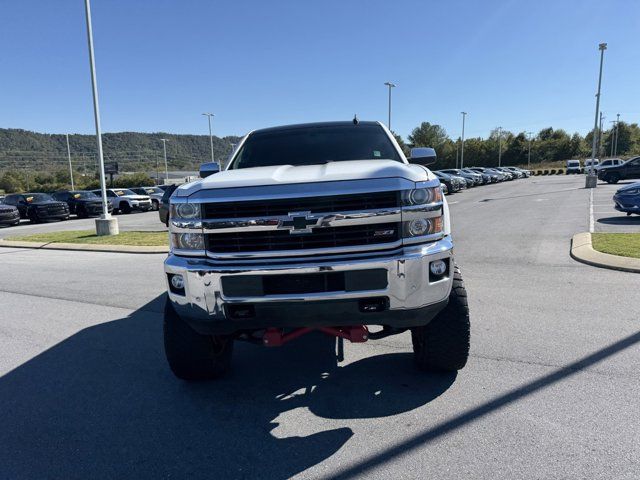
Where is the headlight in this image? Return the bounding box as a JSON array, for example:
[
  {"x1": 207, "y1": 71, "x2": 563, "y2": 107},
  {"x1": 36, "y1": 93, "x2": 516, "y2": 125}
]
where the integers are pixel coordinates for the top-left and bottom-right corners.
[
  {"x1": 403, "y1": 216, "x2": 443, "y2": 237},
  {"x1": 620, "y1": 189, "x2": 639, "y2": 195},
  {"x1": 401, "y1": 187, "x2": 442, "y2": 206},
  {"x1": 171, "y1": 232, "x2": 205, "y2": 250},
  {"x1": 171, "y1": 202, "x2": 201, "y2": 219}
]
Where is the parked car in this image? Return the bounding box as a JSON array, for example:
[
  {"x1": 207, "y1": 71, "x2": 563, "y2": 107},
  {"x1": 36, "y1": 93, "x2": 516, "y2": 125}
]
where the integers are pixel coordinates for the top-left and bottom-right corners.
[
  {"x1": 598, "y1": 156, "x2": 640, "y2": 184},
  {"x1": 566, "y1": 160, "x2": 582, "y2": 174},
  {"x1": 503, "y1": 166, "x2": 526, "y2": 178},
  {"x1": 584, "y1": 159, "x2": 600, "y2": 173},
  {"x1": 0, "y1": 204, "x2": 20, "y2": 227},
  {"x1": 482, "y1": 168, "x2": 508, "y2": 181},
  {"x1": 461, "y1": 168, "x2": 490, "y2": 184},
  {"x1": 52, "y1": 190, "x2": 113, "y2": 217},
  {"x1": 2, "y1": 193, "x2": 70, "y2": 223},
  {"x1": 433, "y1": 171, "x2": 462, "y2": 193},
  {"x1": 131, "y1": 186, "x2": 164, "y2": 211},
  {"x1": 90, "y1": 188, "x2": 153, "y2": 214},
  {"x1": 594, "y1": 158, "x2": 625, "y2": 172},
  {"x1": 440, "y1": 169, "x2": 481, "y2": 186},
  {"x1": 468, "y1": 167, "x2": 501, "y2": 183},
  {"x1": 493, "y1": 167, "x2": 516, "y2": 180},
  {"x1": 159, "y1": 184, "x2": 178, "y2": 226},
  {"x1": 613, "y1": 182, "x2": 640, "y2": 216}
]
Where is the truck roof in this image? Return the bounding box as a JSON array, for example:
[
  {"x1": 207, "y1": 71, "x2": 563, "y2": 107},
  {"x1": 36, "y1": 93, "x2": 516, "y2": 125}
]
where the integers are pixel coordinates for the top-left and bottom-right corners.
[{"x1": 251, "y1": 120, "x2": 381, "y2": 135}]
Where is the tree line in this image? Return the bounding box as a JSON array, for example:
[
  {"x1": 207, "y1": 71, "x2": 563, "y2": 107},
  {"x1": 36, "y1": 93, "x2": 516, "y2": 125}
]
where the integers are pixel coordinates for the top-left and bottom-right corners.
[{"x1": 394, "y1": 121, "x2": 640, "y2": 169}]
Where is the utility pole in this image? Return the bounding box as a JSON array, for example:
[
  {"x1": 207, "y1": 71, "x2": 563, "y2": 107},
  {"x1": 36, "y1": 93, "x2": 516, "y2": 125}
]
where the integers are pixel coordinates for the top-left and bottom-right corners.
[
  {"x1": 384, "y1": 82, "x2": 396, "y2": 130},
  {"x1": 83, "y1": 0, "x2": 117, "y2": 234},
  {"x1": 161, "y1": 138, "x2": 169, "y2": 182},
  {"x1": 614, "y1": 113, "x2": 620, "y2": 156},
  {"x1": 497, "y1": 127, "x2": 503, "y2": 167},
  {"x1": 587, "y1": 43, "x2": 607, "y2": 188},
  {"x1": 598, "y1": 112, "x2": 605, "y2": 159},
  {"x1": 202, "y1": 113, "x2": 215, "y2": 163},
  {"x1": 527, "y1": 132, "x2": 533, "y2": 169},
  {"x1": 609, "y1": 121, "x2": 616, "y2": 157},
  {"x1": 460, "y1": 112, "x2": 467, "y2": 169},
  {"x1": 66, "y1": 134, "x2": 74, "y2": 190},
  {"x1": 155, "y1": 155, "x2": 160, "y2": 185}
]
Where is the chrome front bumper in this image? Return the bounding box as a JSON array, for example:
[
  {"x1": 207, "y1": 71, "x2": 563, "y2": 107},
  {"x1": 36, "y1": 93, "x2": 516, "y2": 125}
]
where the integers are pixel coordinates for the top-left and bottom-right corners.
[{"x1": 164, "y1": 236, "x2": 454, "y2": 333}]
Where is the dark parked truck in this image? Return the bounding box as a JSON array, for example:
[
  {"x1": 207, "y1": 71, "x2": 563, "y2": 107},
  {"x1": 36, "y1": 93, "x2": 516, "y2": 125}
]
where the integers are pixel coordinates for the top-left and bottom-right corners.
[
  {"x1": 0, "y1": 204, "x2": 20, "y2": 226},
  {"x1": 52, "y1": 190, "x2": 113, "y2": 217},
  {"x1": 598, "y1": 156, "x2": 640, "y2": 184},
  {"x1": 2, "y1": 193, "x2": 69, "y2": 223},
  {"x1": 163, "y1": 121, "x2": 470, "y2": 381}
]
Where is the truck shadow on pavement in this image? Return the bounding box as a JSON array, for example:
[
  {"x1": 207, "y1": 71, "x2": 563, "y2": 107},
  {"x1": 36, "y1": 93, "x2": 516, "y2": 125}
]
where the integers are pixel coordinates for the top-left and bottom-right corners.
[{"x1": 0, "y1": 295, "x2": 455, "y2": 479}]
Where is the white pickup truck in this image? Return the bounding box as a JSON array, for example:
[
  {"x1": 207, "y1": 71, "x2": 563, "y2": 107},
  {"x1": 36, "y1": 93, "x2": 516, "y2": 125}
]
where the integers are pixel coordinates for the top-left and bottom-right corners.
[{"x1": 163, "y1": 121, "x2": 470, "y2": 380}]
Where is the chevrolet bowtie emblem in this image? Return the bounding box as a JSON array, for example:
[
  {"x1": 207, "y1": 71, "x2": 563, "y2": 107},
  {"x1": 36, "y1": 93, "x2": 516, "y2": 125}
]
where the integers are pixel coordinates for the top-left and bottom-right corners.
[{"x1": 278, "y1": 211, "x2": 322, "y2": 234}]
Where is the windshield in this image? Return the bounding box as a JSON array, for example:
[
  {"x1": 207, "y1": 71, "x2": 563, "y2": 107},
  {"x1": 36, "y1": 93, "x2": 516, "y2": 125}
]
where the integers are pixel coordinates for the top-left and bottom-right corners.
[
  {"x1": 113, "y1": 189, "x2": 136, "y2": 196},
  {"x1": 70, "y1": 191, "x2": 99, "y2": 199},
  {"x1": 229, "y1": 123, "x2": 402, "y2": 169},
  {"x1": 567, "y1": 161, "x2": 580, "y2": 166},
  {"x1": 25, "y1": 193, "x2": 53, "y2": 202}
]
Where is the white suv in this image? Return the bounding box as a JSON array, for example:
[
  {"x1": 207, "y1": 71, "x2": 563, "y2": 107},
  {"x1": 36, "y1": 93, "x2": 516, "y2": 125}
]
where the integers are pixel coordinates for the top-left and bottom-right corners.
[
  {"x1": 566, "y1": 160, "x2": 582, "y2": 174},
  {"x1": 91, "y1": 188, "x2": 153, "y2": 214}
]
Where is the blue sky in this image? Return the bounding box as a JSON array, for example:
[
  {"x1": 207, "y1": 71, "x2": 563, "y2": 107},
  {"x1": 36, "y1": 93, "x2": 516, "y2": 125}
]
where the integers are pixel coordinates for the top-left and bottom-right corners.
[{"x1": 1, "y1": 0, "x2": 638, "y2": 140}]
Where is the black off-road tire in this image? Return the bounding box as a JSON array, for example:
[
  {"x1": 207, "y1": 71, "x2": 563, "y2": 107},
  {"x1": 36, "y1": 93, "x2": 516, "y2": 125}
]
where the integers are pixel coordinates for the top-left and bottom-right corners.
[
  {"x1": 163, "y1": 299, "x2": 234, "y2": 381},
  {"x1": 152, "y1": 199, "x2": 159, "y2": 211},
  {"x1": 411, "y1": 264, "x2": 470, "y2": 372},
  {"x1": 120, "y1": 202, "x2": 132, "y2": 214}
]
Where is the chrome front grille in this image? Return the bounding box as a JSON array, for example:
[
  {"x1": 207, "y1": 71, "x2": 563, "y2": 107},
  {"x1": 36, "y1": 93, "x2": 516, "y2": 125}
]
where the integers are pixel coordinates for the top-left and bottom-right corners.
[
  {"x1": 205, "y1": 222, "x2": 400, "y2": 254},
  {"x1": 202, "y1": 191, "x2": 399, "y2": 219}
]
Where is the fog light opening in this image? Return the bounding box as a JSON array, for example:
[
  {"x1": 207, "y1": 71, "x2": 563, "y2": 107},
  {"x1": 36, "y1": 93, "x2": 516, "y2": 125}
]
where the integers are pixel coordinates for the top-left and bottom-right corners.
[
  {"x1": 171, "y1": 274, "x2": 185, "y2": 290},
  {"x1": 430, "y1": 260, "x2": 447, "y2": 276}
]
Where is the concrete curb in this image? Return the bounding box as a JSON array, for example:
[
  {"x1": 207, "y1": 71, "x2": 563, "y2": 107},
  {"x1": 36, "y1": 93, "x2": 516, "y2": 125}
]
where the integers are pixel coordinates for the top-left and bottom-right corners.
[
  {"x1": 0, "y1": 239, "x2": 168, "y2": 254},
  {"x1": 570, "y1": 232, "x2": 640, "y2": 274}
]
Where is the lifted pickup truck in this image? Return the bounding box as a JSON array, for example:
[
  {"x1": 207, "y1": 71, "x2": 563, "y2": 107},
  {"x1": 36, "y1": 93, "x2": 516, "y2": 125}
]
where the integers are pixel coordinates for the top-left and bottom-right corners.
[{"x1": 163, "y1": 121, "x2": 470, "y2": 380}]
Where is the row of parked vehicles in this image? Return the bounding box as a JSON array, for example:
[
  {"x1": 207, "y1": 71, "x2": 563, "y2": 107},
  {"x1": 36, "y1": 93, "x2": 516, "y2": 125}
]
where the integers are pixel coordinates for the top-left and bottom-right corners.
[
  {"x1": 432, "y1": 166, "x2": 531, "y2": 194},
  {"x1": 0, "y1": 185, "x2": 173, "y2": 227}
]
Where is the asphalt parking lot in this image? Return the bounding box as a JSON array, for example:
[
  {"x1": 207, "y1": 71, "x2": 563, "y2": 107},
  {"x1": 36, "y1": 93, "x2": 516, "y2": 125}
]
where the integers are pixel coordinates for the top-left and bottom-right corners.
[
  {"x1": 0, "y1": 208, "x2": 166, "y2": 238},
  {"x1": 0, "y1": 175, "x2": 638, "y2": 479}
]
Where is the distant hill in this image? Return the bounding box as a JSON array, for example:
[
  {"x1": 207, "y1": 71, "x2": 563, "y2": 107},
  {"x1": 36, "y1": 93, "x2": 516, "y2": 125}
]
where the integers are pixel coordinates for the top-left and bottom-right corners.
[{"x1": 0, "y1": 128, "x2": 242, "y2": 173}]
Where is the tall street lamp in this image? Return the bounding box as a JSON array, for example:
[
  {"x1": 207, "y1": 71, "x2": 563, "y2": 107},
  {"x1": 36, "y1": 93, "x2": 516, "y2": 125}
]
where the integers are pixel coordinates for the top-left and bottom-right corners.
[
  {"x1": 497, "y1": 127, "x2": 503, "y2": 167},
  {"x1": 526, "y1": 132, "x2": 533, "y2": 169},
  {"x1": 614, "y1": 113, "x2": 621, "y2": 156},
  {"x1": 65, "y1": 133, "x2": 74, "y2": 190},
  {"x1": 609, "y1": 120, "x2": 617, "y2": 157},
  {"x1": 202, "y1": 113, "x2": 215, "y2": 163},
  {"x1": 384, "y1": 82, "x2": 396, "y2": 130},
  {"x1": 587, "y1": 42, "x2": 607, "y2": 188},
  {"x1": 161, "y1": 138, "x2": 169, "y2": 181},
  {"x1": 598, "y1": 112, "x2": 605, "y2": 158},
  {"x1": 460, "y1": 112, "x2": 467, "y2": 169},
  {"x1": 83, "y1": 0, "x2": 117, "y2": 235}
]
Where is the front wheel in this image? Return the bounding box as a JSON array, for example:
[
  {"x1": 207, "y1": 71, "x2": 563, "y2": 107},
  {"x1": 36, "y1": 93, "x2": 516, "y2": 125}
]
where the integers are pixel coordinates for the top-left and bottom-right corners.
[
  {"x1": 163, "y1": 300, "x2": 234, "y2": 381},
  {"x1": 120, "y1": 202, "x2": 132, "y2": 214},
  {"x1": 411, "y1": 264, "x2": 470, "y2": 372},
  {"x1": 605, "y1": 173, "x2": 620, "y2": 184}
]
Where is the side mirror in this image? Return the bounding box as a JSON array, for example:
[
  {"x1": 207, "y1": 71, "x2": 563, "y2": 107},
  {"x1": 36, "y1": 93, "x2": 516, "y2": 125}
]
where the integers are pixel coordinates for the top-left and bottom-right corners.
[
  {"x1": 409, "y1": 147, "x2": 437, "y2": 166},
  {"x1": 199, "y1": 162, "x2": 220, "y2": 178}
]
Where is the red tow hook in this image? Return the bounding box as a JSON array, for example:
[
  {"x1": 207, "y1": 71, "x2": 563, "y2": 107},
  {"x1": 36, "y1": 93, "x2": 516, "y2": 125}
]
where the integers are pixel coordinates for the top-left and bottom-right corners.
[{"x1": 262, "y1": 326, "x2": 369, "y2": 346}]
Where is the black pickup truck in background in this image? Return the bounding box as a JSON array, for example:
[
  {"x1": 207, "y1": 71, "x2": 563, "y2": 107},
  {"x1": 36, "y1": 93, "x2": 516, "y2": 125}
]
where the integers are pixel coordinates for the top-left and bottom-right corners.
[
  {"x1": 52, "y1": 190, "x2": 113, "y2": 217},
  {"x1": 598, "y1": 156, "x2": 640, "y2": 184},
  {"x1": 2, "y1": 193, "x2": 70, "y2": 223}
]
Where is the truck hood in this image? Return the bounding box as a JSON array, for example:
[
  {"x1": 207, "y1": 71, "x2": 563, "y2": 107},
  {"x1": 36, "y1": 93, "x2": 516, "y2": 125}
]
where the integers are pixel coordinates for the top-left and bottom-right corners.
[{"x1": 186, "y1": 160, "x2": 434, "y2": 192}]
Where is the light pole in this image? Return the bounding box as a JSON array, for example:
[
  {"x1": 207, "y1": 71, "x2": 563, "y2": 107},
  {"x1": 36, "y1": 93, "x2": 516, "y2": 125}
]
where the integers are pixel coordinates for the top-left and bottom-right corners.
[
  {"x1": 202, "y1": 113, "x2": 215, "y2": 163},
  {"x1": 614, "y1": 113, "x2": 620, "y2": 156},
  {"x1": 460, "y1": 112, "x2": 467, "y2": 169},
  {"x1": 384, "y1": 82, "x2": 396, "y2": 130},
  {"x1": 83, "y1": 0, "x2": 117, "y2": 235},
  {"x1": 161, "y1": 138, "x2": 169, "y2": 182},
  {"x1": 598, "y1": 112, "x2": 605, "y2": 158},
  {"x1": 587, "y1": 43, "x2": 607, "y2": 188},
  {"x1": 65, "y1": 133, "x2": 74, "y2": 190},
  {"x1": 609, "y1": 121, "x2": 616, "y2": 157},
  {"x1": 497, "y1": 127, "x2": 503, "y2": 167},
  {"x1": 526, "y1": 132, "x2": 533, "y2": 169}
]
